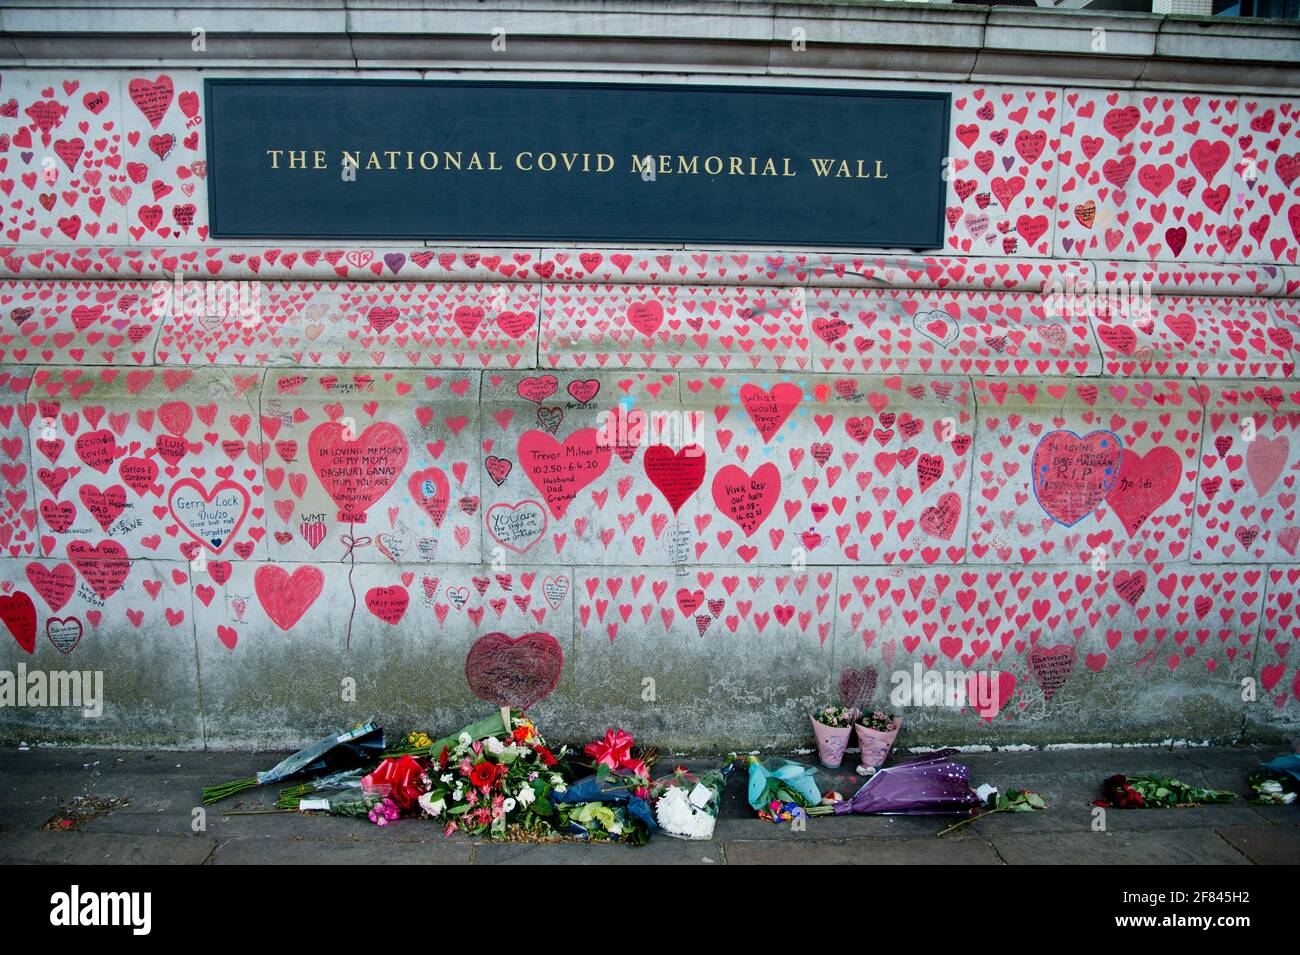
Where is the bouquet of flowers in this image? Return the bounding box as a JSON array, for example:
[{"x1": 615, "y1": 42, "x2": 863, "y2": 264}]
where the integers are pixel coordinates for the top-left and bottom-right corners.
[
  {"x1": 583, "y1": 727, "x2": 654, "y2": 778},
  {"x1": 563, "y1": 802, "x2": 648, "y2": 843},
  {"x1": 277, "y1": 768, "x2": 370, "y2": 809},
  {"x1": 415, "y1": 712, "x2": 569, "y2": 837},
  {"x1": 854, "y1": 710, "x2": 902, "y2": 771},
  {"x1": 1249, "y1": 774, "x2": 1297, "y2": 805},
  {"x1": 811, "y1": 704, "x2": 857, "y2": 768},
  {"x1": 938, "y1": 785, "x2": 1047, "y2": 835},
  {"x1": 295, "y1": 784, "x2": 392, "y2": 820},
  {"x1": 202, "y1": 722, "x2": 386, "y2": 805},
  {"x1": 552, "y1": 728, "x2": 658, "y2": 838},
  {"x1": 813, "y1": 705, "x2": 854, "y2": 728},
  {"x1": 1092, "y1": 774, "x2": 1235, "y2": 808},
  {"x1": 363, "y1": 754, "x2": 433, "y2": 813},
  {"x1": 856, "y1": 711, "x2": 893, "y2": 732},
  {"x1": 651, "y1": 764, "x2": 729, "y2": 840},
  {"x1": 744, "y1": 755, "x2": 822, "y2": 823},
  {"x1": 382, "y1": 730, "x2": 435, "y2": 758},
  {"x1": 1250, "y1": 753, "x2": 1299, "y2": 805}
]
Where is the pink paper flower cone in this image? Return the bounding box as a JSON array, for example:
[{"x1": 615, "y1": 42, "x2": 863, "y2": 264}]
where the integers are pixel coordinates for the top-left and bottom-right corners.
[
  {"x1": 854, "y1": 716, "x2": 901, "y2": 770},
  {"x1": 811, "y1": 716, "x2": 853, "y2": 769}
]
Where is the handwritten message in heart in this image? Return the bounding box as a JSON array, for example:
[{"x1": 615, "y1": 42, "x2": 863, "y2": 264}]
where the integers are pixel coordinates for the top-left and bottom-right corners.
[
  {"x1": 1032, "y1": 429, "x2": 1122, "y2": 527},
  {"x1": 517, "y1": 428, "x2": 612, "y2": 519},
  {"x1": 309, "y1": 421, "x2": 409, "y2": 524},
  {"x1": 168, "y1": 478, "x2": 250, "y2": 555}
]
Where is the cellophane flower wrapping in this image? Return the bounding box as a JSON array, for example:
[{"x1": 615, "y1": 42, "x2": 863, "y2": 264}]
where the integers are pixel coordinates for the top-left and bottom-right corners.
[
  {"x1": 563, "y1": 803, "x2": 645, "y2": 843},
  {"x1": 363, "y1": 754, "x2": 432, "y2": 813},
  {"x1": 201, "y1": 721, "x2": 386, "y2": 805},
  {"x1": 552, "y1": 774, "x2": 658, "y2": 834},
  {"x1": 297, "y1": 783, "x2": 392, "y2": 819},
  {"x1": 746, "y1": 757, "x2": 822, "y2": 814},
  {"x1": 831, "y1": 749, "x2": 981, "y2": 816},
  {"x1": 277, "y1": 767, "x2": 369, "y2": 809},
  {"x1": 651, "y1": 765, "x2": 729, "y2": 840},
  {"x1": 255, "y1": 721, "x2": 386, "y2": 787}
]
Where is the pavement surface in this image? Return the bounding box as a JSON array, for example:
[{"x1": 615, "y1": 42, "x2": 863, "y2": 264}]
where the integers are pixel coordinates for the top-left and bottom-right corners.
[{"x1": 0, "y1": 744, "x2": 1296, "y2": 864}]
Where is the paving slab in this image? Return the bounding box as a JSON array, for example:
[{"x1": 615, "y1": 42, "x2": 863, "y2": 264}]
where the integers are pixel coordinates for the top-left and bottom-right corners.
[
  {"x1": 211, "y1": 836, "x2": 472, "y2": 865},
  {"x1": 721, "y1": 835, "x2": 1003, "y2": 864},
  {"x1": 472, "y1": 839, "x2": 723, "y2": 865},
  {"x1": 0, "y1": 831, "x2": 217, "y2": 865},
  {"x1": 988, "y1": 829, "x2": 1252, "y2": 865},
  {"x1": 1212, "y1": 826, "x2": 1300, "y2": 865}
]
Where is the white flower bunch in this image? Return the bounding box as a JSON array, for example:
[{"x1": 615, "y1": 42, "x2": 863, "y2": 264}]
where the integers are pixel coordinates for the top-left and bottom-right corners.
[{"x1": 654, "y1": 784, "x2": 716, "y2": 840}]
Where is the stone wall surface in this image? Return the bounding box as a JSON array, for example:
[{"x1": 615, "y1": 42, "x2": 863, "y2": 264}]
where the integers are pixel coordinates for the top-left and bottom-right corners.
[{"x1": 0, "y1": 46, "x2": 1298, "y2": 749}]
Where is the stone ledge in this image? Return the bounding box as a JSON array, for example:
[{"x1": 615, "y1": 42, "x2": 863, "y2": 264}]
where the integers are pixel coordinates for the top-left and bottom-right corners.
[
  {"x1": 0, "y1": 248, "x2": 1295, "y2": 298},
  {"x1": 2, "y1": 1, "x2": 1299, "y2": 91}
]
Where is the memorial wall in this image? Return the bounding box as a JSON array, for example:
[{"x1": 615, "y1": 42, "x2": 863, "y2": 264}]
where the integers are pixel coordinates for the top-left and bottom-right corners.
[{"x1": 0, "y1": 3, "x2": 1298, "y2": 749}]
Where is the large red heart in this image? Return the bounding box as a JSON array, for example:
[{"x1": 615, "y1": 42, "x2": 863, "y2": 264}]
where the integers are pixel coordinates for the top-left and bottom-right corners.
[
  {"x1": 739, "y1": 383, "x2": 802, "y2": 443},
  {"x1": 0, "y1": 592, "x2": 36, "y2": 654},
  {"x1": 838, "y1": 665, "x2": 878, "y2": 710},
  {"x1": 167, "y1": 477, "x2": 250, "y2": 554},
  {"x1": 712, "y1": 463, "x2": 780, "y2": 536},
  {"x1": 1105, "y1": 446, "x2": 1180, "y2": 537},
  {"x1": 308, "y1": 421, "x2": 409, "y2": 524},
  {"x1": 643, "y1": 443, "x2": 706, "y2": 516},
  {"x1": 1031, "y1": 429, "x2": 1121, "y2": 527},
  {"x1": 254, "y1": 564, "x2": 325, "y2": 631},
  {"x1": 408, "y1": 467, "x2": 449, "y2": 528},
  {"x1": 66, "y1": 540, "x2": 131, "y2": 600},
  {"x1": 516, "y1": 428, "x2": 611, "y2": 519},
  {"x1": 1028, "y1": 645, "x2": 1076, "y2": 701},
  {"x1": 464, "y1": 631, "x2": 562, "y2": 709}
]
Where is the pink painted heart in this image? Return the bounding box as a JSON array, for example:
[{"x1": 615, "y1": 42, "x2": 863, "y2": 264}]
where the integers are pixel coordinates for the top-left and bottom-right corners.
[
  {"x1": 712, "y1": 462, "x2": 780, "y2": 536},
  {"x1": 625, "y1": 301, "x2": 664, "y2": 336},
  {"x1": 967, "y1": 670, "x2": 1017, "y2": 719},
  {"x1": 1028, "y1": 645, "x2": 1075, "y2": 702},
  {"x1": 920, "y1": 492, "x2": 961, "y2": 541},
  {"x1": 516, "y1": 428, "x2": 612, "y2": 519},
  {"x1": 167, "y1": 478, "x2": 250, "y2": 554},
  {"x1": 1246, "y1": 435, "x2": 1289, "y2": 497},
  {"x1": 254, "y1": 564, "x2": 324, "y2": 631},
  {"x1": 1106, "y1": 446, "x2": 1180, "y2": 537},
  {"x1": 739, "y1": 383, "x2": 802, "y2": 444},
  {"x1": 308, "y1": 421, "x2": 409, "y2": 523},
  {"x1": 365, "y1": 585, "x2": 409, "y2": 624},
  {"x1": 1032, "y1": 429, "x2": 1122, "y2": 527},
  {"x1": 408, "y1": 467, "x2": 450, "y2": 528},
  {"x1": 66, "y1": 540, "x2": 131, "y2": 600}
]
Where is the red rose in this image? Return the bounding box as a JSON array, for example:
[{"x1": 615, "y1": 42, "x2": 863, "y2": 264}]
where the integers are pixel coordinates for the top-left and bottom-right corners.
[{"x1": 534, "y1": 745, "x2": 558, "y2": 768}]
